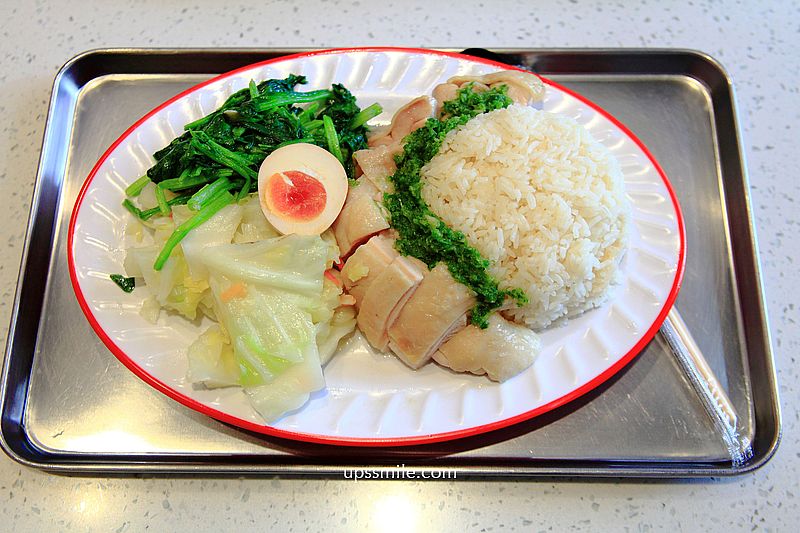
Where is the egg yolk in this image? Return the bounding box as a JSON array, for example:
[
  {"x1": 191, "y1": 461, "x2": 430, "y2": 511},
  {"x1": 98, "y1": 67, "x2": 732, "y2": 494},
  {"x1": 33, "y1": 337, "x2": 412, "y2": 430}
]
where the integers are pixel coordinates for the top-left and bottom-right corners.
[{"x1": 265, "y1": 170, "x2": 327, "y2": 222}]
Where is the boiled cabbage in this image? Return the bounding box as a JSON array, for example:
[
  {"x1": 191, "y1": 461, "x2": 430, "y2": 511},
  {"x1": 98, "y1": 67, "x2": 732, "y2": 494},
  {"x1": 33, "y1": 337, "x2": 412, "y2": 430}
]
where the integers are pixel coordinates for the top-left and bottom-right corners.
[
  {"x1": 123, "y1": 195, "x2": 355, "y2": 423},
  {"x1": 202, "y1": 234, "x2": 348, "y2": 421},
  {"x1": 180, "y1": 203, "x2": 243, "y2": 279},
  {"x1": 244, "y1": 339, "x2": 325, "y2": 422},
  {"x1": 233, "y1": 195, "x2": 281, "y2": 243},
  {"x1": 317, "y1": 305, "x2": 357, "y2": 365},
  {"x1": 186, "y1": 324, "x2": 239, "y2": 388},
  {"x1": 202, "y1": 235, "x2": 329, "y2": 296},
  {"x1": 126, "y1": 244, "x2": 209, "y2": 320}
]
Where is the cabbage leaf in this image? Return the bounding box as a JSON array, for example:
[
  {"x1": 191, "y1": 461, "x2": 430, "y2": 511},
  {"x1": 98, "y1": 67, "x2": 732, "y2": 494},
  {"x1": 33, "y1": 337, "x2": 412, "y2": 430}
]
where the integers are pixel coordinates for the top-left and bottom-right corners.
[{"x1": 202, "y1": 234, "x2": 345, "y2": 420}]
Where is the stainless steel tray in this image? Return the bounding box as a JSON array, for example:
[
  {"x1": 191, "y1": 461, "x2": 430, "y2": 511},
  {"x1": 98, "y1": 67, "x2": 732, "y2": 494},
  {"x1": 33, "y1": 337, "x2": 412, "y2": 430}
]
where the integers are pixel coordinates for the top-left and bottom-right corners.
[{"x1": 1, "y1": 48, "x2": 780, "y2": 477}]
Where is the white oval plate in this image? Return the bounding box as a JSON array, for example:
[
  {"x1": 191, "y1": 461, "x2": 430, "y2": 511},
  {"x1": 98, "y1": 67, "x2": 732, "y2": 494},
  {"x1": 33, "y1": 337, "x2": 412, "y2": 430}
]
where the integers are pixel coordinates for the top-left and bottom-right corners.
[{"x1": 69, "y1": 48, "x2": 685, "y2": 446}]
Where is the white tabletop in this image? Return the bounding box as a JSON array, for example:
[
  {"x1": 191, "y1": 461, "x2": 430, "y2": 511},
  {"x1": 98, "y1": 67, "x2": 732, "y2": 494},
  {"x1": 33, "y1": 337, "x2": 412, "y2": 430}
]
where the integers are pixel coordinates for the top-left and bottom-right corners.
[{"x1": 0, "y1": 0, "x2": 796, "y2": 530}]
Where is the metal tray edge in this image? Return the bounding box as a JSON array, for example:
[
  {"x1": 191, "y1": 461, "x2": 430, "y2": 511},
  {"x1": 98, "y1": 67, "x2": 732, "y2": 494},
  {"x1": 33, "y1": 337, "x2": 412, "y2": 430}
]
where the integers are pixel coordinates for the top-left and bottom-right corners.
[
  {"x1": 0, "y1": 51, "x2": 86, "y2": 468},
  {"x1": 721, "y1": 65, "x2": 782, "y2": 472},
  {"x1": 1, "y1": 47, "x2": 780, "y2": 477}
]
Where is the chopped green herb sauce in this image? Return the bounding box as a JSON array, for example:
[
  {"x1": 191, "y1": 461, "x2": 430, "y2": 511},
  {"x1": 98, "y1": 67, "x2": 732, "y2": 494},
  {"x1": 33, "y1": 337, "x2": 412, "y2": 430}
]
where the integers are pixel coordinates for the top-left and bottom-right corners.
[{"x1": 384, "y1": 84, "x2": 528, "y2": 329}]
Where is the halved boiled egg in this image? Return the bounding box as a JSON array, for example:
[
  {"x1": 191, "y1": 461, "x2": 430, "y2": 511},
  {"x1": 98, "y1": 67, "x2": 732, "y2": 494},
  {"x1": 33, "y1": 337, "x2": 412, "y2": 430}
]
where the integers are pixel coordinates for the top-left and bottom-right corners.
[{"x1": 257, "y1": 143, "x2": 348, "y2": 235}]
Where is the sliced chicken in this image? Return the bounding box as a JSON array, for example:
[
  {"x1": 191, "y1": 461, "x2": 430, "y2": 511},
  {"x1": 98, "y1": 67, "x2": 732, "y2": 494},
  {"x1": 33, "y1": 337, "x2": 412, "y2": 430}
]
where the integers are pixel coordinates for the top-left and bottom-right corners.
[
  {"x1": 489, "y1": 81, "x2": 532, "y2": 107},
  {"x1": 465, "y1": 81, "x2": 490, "y2": 93},
  {"x1": 432, "y1": 314, "x2": 541, "y2": 382},
  {"x1": 432, "y1": 83, "x2": 458, "y2": 116},
  {"x1": 400, "y1": 117, "x2": 430, "y2": 140},
  {"x1": 433, "y1": 70, "x2": 546, "y2": 116},
  {"x1": 368, "y1": 96, "x2": 433, "y2": 147},
  {"x1": 340, "y1": 233, "x2": 397, "y2": 307},
  {"x1": 353, "y1": 145, "x2": 398, "y2": 195},
  {"x1": 332, "y1": 179, "x2": 390, "y2": 259},
  {"x1": 357, "y1": 256, "x2": 424, "y2": 350},
  {"x1": 365, "y1": 124, "x2": 391, "y2": 142},
  {"x1": 387, "y1": 264, "x2": 476, "y2": 369},
  {"x1": 368, "y1": 132, "x2": 396, "y2": 148},
  {"x1": 432, "y1": 82, "x2": 459, "y2": 104},
  {"x1": 448, "y1": 70, "x2": 545, "y2": 104}
]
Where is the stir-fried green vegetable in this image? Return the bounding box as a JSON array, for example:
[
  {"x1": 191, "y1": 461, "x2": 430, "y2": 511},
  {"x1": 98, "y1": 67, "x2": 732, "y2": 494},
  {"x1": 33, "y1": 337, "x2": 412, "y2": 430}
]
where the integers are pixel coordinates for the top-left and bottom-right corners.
[
  {"x1": 123, "y1": 193, "x2": 192, "y2": 221},
  {"x1": 384, "y1": 84, "x2": 528, "y2": 329},
  {"x1": 110, "y1": 274, "x2": 136, "y2": 293},
  {"x1": 122, "y1": 74, "x2": 380, "y2": 270}
]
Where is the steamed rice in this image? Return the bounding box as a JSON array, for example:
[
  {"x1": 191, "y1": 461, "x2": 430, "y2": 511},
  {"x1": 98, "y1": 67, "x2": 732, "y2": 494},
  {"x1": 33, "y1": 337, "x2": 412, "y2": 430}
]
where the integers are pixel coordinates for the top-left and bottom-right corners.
[{"x1": 420, "y1": 104, "x2": 630, "y2": 330}]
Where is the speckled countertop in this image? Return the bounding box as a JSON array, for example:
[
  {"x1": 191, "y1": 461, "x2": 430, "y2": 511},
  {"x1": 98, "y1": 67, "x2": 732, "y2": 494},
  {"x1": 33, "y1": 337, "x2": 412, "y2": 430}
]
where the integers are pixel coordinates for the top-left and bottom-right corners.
[{"x1": 1, "y1": 0, "x2": 797, "y2": 530}]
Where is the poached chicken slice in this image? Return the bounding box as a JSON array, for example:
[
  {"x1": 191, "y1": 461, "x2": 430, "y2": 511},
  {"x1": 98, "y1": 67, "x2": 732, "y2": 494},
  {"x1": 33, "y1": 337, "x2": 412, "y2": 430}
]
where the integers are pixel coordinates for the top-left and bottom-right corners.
[
  {"x1": 357, "y1": 256, "x2": 424, "y2": 350},
  {"x1": 368, "y1": 96, "x2": 433, "y2": 147},
  {"x1": 387, "y1": 264, "x2": 475, "y2": 369},
  {"x1": 332, "y1": 179, "x2": 389, "y2": 259},
  {"x1": 340, "y1": 233, "x2": 397, "y2": 307},
  {"x1": 432, "y1": 314, "x2": 541, "y2": 382},
  {"x1": 353, "y1": 145, "x2": 398, "y2": 195},
  {"x1": 433, "y1": 70, "x2": 546, "y2": 117},
  {"x1": 446, "y1": 70, "x2": 545, "y2": 106}
]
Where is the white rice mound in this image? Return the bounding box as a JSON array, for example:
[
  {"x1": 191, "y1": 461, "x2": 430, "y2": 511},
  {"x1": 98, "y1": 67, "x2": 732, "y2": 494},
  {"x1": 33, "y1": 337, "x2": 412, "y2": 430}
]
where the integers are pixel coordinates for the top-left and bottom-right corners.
[{"x1": 421, "y1": 104, "x2": 630, "y2": 330}]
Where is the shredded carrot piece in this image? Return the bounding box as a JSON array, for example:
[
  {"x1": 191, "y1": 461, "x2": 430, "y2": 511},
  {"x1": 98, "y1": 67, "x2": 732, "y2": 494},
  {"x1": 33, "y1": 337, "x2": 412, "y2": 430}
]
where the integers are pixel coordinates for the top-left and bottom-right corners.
[
  {"x1": 220, "y1": 282, "x2": 247, "y2": 302},
  {"x1": 324, "y1": 269, "x2": 342, "y2": 287}
]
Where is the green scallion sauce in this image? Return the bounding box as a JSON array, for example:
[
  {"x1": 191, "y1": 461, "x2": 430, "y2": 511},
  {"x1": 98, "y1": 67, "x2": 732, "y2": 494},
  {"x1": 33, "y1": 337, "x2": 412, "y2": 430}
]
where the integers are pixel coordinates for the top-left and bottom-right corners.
[{"x1": 383, "y1": 85, "x2": 528, "y2": 328}]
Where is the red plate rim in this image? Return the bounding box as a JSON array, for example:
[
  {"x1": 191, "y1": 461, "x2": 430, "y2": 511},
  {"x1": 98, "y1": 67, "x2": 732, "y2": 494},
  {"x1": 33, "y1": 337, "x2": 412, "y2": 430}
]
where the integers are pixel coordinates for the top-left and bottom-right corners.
[{"x1": 67, "y1": 47, "x2": 686, "y2": 447}]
